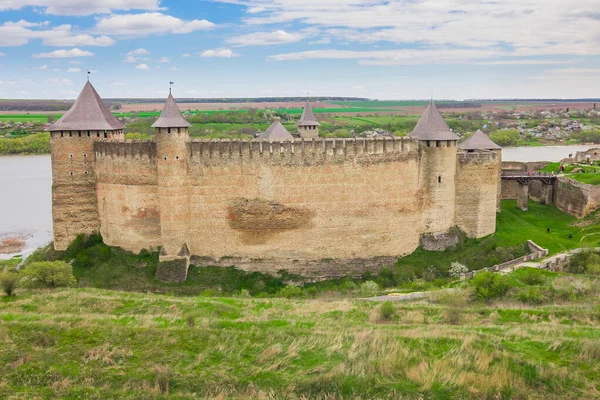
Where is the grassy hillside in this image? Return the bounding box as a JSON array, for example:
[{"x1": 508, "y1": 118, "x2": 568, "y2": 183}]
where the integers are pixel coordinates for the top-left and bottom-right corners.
[{"x1": 1, "y1": 267, "x2": 599, "y2": 399}]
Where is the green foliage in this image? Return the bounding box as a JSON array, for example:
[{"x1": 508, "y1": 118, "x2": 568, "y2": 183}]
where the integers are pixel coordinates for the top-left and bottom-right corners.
[
  {"x1": 123, "y1": 118, "x2": 154, "y2": 136},
  {"x1": 378, "y1": 301, "x2": 395, "y2": 321},
  {"x1": 0, "y1": 272, "x2": 19, "y2": 296},
  {"x1": 0, "y1": 132, "x2": 50, "y2": 155},
  {"x1": 124, "y1": 132, "x2": 153, "y2": 140},
  {"x1": 359, "y1": 280, "x2": 380, "y2": 297},
  {"x1": 20, "y1": 261, "x2": 76, "y2": 288},
  {"x1": 449, "y1": 262, "x2": 468, "y2": 278},
  {"x1": 276, "y1": 285, "x2": 303, "y2": 299},
  {"x1": 517, "y1": 268, "x2": 547, "y2": 285},
  {"x1": 471, "y1": 271, "x2": 513, "y2": 301},
  {"x1": 566, "y1": 250, "x2": 600, "y2": 274},
  {"x1": 516, "y1": 287, "x2": 544, "y2": 304},
  {"x1": 569, "y1": 130, "x2": 600, "y2": 144},
  {"x1": 489, "y1": 129, "x2": 520, "y2": 146}
]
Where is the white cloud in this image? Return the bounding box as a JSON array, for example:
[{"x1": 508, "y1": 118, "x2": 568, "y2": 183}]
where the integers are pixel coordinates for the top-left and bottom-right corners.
[
  {"x1": 69, "y1": 60, "x2": 81, "y2": 64},
  {"x1": 32, "y1": 48, "x2": 94, "y2": 58},
  {"x1": 135, "y1": 63, "x2": 150, "y2": 70},
  {"x1": 48, "y1": 78, "x2": 73, "y2": 84},
  {"x1": 123, "y1": 48, "x2": 149, "y2": 63},
  {"x1": 0, "y1": 0, "x2": 161, "y2": 16},
  {"x1": 227, "y1": 30, "x2": 302, "y2": 46},
  {"x1": 182, "y1": 53, "x2": 191, "y2": 57},
  {"x1": 0, "y1": 20, "x2": 114, "y2": 47},
  {"x1": 40, "y1": 64, "x2": 48, "y2": 70},
  {"x1": 0, "y1": 52, "x2": 5, "y2": 56},
  {"x1": 169, "y1": 66, "x2": 178, "y2": 70},
  {"x1": 95, "y1": 12, "x2": 215, "y2": 36},
  {"x1": 67, "y1": 67, "x2": 81, "y2": 72},
  {"x1": 200, "y1": 49, "x2": 239, "y2": 58},
  {"x1": 475, "y1": 59, "x2": 576, "y2": 66},
  {"x1": 214, "y1": 0, "x2": 600, "y2": 60},
  {"x1": 158, "y1": 56, "x2": 170, "y2": 63}
]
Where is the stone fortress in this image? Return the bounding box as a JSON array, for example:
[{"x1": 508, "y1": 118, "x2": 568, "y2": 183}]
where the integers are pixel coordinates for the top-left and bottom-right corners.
[{"x1": 49, "y1": 82, "x2": 502, "y2": 282}]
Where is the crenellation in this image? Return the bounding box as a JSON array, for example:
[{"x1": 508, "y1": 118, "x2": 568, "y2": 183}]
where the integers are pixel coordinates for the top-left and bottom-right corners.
[{"x1": 50, "y1": 87, "x2": 502, "y2": 280}]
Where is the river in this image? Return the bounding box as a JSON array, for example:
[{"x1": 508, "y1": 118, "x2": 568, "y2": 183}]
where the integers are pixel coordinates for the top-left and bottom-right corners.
[{"x1": 0, "y1": 144, "x2": 597, "y2": 259}]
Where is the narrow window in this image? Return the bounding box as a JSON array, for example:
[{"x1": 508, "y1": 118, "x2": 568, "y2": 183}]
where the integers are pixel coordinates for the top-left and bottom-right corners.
[
  {"x1": 436, "y1": 141, "x2": 441, "y2": 147},
  {"x1": 438, "y1": 176, "x2": 442, "y2": 183},
  {"x1": 104, "y1": 132, "x2": 107, "y2": 139},
  {"x1": 164, "y1": 156, "x2": 167, "y2": 160},
  {"x1": 69, "y1": 132, "x2": 72, "y2": 137},
  {"x1": 60, "y1": 132, "x2": 64, "y2": 138},
  {"x1": 168, "y1": 128, "x2": 172, "y2": 133},
  {"x1": 69, "y1": 154, "x2": 73, "y2": 158},
  {"x1": 176, "y1": 156, "x2": 179, "y2": 160},
  {"x1": 69, "y1": 172, "x2": 73, "y2": 176},
  {"x1": 78, "y1": 131, "x2": 81, "y2": 137}
]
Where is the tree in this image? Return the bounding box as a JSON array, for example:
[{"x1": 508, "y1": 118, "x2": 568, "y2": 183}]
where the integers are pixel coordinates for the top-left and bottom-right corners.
[
  {"x1": 20, "y1": 261, "x2": 76, "y2": 288},
  {"x1": 0, "y1": 272, "x2": 19, "y2": 296},
  {"x1": 449, "y1": 262, "x2": 468, "y2": 278},
  {"x1": 489, "y1": 129, "x2": 520, "y2": 147}
]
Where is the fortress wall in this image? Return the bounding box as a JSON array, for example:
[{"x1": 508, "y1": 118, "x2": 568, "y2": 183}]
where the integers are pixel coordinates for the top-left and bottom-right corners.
[
  {"x1": 50, "y1": 133, "x2": 100, "y2": 250},
  {"x1": 185, "y1": 138, "x2": 422, "y2": 274},
  {"x1": 418, "y1": 141, "x2": 457, "y2": 233},
  {"x1": 455, "y1": 151, "x2": 500, "y2": 238},
  {"x1": 94, "y1": 141, "x2": 161, "y2": 252}
]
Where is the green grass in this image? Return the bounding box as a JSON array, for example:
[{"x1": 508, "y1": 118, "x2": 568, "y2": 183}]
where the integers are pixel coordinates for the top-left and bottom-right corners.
[
  {"x1": 1, "y1": 269, "x2": 599, "y2": 399},
  {"x1": 540, "y1": 162, "x2": 600, "y2": 185}
]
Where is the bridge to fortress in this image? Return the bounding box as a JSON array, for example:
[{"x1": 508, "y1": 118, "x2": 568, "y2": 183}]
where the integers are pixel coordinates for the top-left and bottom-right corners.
[{"x1": 501, "y1": 171, "x2": 557, "y2": 211}]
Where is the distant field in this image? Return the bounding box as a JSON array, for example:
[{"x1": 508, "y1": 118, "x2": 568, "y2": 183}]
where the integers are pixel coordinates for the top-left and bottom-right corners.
[{"x1": 0, "y1": 114, "x2": 60, "y2": 123}]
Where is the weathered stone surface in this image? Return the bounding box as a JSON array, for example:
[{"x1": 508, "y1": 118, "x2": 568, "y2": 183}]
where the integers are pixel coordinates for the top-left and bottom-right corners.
[
  {"x1": 419, "y1": 229, "x2": 462, "y2": 251},
  {"x1": 155, "y1": 258, "x2": 189, "y2": 283}
]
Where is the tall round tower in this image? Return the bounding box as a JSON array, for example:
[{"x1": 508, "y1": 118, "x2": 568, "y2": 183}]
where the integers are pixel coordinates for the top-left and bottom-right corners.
[
  {"x1": 49, "y1": 81, "x2": 124, "y2": 250},
  {"x1": 296, "y1": 99, "x2": 319, "y2": 138},
  {"x1": 152, "y1": 91, "x2": 191, "y2": 278},
  {"x1": 410, "y1": 101, "x2": 459, "y2": 234}
]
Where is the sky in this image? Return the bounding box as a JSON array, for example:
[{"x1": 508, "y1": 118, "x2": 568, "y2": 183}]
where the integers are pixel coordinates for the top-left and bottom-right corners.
[{"x1": 0, "y1": 0, "x2": 599, "y2": 100}]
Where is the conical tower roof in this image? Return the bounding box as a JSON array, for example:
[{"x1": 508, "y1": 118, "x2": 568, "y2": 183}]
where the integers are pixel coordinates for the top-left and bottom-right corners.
[
  {"x1": 297, "y1": 100, "x2": 319, "y2": 127},
  {"x1": 459, "y1": 129, "x2": 501, "y2": 150},
  {"x1": 50, "y1": 81, "x2": 123, "y2": 131},
  {"x1": 152, "y1": 92, "x2": 191, "y2": 128},
  {"x1": 409, "y1": 101, "x2": 458, "y2": 141},
  {"x1": 257, "y1": 120, "x2": 294, "y2": 141}
]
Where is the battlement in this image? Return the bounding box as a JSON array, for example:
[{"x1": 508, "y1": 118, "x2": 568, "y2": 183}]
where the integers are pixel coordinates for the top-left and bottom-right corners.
[
  {"x1": 188, "y1": 137, "x2": 417, "y2": 165},
  {"x1": 457, "y1": 149, "x2": 498, "y2": 164},
  {"x1": 94, "y1": 140, "x2": 156, "y2": 160}
]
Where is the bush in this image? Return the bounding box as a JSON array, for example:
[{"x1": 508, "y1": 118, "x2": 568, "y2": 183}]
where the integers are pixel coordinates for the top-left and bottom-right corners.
[
  {"x1": 276, "y1": 285, "x2": 303, "y2": 299},
  {"x1": 518, "y1": 268, "x2": 546, "y2": 285},
  {"x1": 379, "y1": 301, "x2": 396, "y2": 321},
  {"x1": 0, "y1": 272, "x2": 19, "y2": 296},
  {"x1": 359, "y1": 281, "x2": 380, "y2": 297},
  {"x1": 516, "y1": 287, "x2": 544, "y2": 304},
  {"x1": 449, "y1": 262, "x2": 468, "y2": 278},
  {"x1": 21, "y1": 261, "x2": 76, "y2": 288},
  {"x1": 566, "y1": 251, "x2": 600, "y2": 274},
  {"x1": 471, "y1": 271, "x2": 513, "y2": 301}
]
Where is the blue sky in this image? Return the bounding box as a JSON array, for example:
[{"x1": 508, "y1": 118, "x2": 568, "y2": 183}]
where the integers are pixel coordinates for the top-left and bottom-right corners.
[{"x1": 0, "y1": 0, "x2": 599, "y2": 100}]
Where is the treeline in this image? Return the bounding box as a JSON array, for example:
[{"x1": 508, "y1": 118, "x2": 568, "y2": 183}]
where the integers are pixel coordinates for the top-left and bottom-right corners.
[
  {"x1": 0, "y1": 101, "x2": 72, "y2": 112},
  {"x1": 0, "y1": 132, "x2": 50, "y2": 154},
  {"x1": 437, "y1": 102, "x2": 481, "y2": 109},
  {"x1": 107, "y1": 97, "x2": 368, "y2": 104},
  {"x1": 570, "y1": 130, "x2": 600, "y2": 144}
]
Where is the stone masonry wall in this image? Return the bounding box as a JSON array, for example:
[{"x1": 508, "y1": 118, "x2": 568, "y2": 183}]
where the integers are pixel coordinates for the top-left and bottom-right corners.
[
  {"x1": 51, "y1": 132, "x2": 101, "y2": 250},
  {"x1": 95, "y1": 141, "x2": 161, "y2": 252},
  {"x1": 418, "y1": 141, "x2": 457, "y2": 233},
  {"x1": 455, "y1": 151, "x2": 500, "y2": 238},
  {"x1": 185, "y1": 138, "x2": 423, "y2": 269},
  {"x1": 554, "y1": 177, "x2": 600, "y2": 218}
]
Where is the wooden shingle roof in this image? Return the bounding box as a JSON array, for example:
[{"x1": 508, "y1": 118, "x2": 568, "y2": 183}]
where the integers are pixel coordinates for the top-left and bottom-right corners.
[
  {"x1": 49, "y1": 82, "x2": 123, "y2": 131},
  {"x1": 297, "y1": 100, "x2": 319, "y2": 127},
  {"x1": 409, "y1": 101, "x2": 458, "y2": 141},
  {"x1": 257, "y1": 121, "x2": 294, "y2": 141},
  {"x1": 152, "y1": 93, "x2": 191, "y2": 128},
  {"x1": 459, "y1": 129, "x2": 501, "y2": 150}
]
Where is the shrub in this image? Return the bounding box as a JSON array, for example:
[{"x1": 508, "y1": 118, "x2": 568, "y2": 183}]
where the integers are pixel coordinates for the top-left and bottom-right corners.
[
  {"x1": 359, "y1": 281, "x2": 380, "y2": 297},
  {"x1": 20, "y1": 261, "x2": 76, "y2": 288},
  {"x1": 516, "y1": 287, "x2": 544, "y2": 304},
  {"x1": 444, "y1": 308, "x2": 462, "y2": 325},
  {"x1": 518, "y1": 268, "x2": 546, "y2": 285},
  {"x1": 0, "y1": 272, "x2": 19, "y2": 296},
  {"x1": 471, "y1": 271, "x2": 513, "y2": 301},
  {"x1": 449, "y1": 262, "x2": 468, "y2": 278},
  {"x1": 379, "y1": 301, "x2": 396, "y2": 321},
  {"x1": 277, "y1": 285, "x2": 303, "y2": 299},
  {"x1": 566, "y1": 251, "x2": 600, "y2": 274}
]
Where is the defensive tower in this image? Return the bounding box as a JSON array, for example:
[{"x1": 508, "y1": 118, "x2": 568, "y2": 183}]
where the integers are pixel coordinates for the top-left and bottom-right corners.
[
  {"x1": 49, "y1": 81, "x2": 123, "y2": 250},
  {"x1": 152, "y1": 91, "x2": 192, "y2": 281},
  {"x1": 297, "y1": 99, "x2": 319, "y2": 138},
  {"x1": 410, "y1": 101, "x2": 459, "y2": 234}
]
